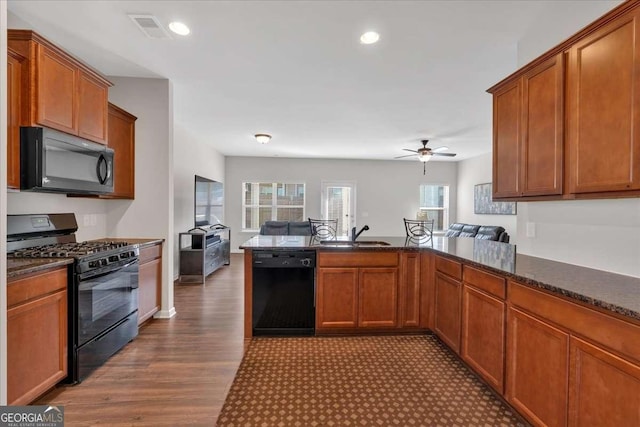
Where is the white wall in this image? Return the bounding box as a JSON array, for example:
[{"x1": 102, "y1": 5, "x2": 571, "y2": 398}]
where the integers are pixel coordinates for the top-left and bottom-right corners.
[
  {"x1": 226, "y1": 157, "x2": 458, "y2": 250},
  {"x1": 173, "y1": 123, "x2": 225, "y2": 278},
  {"x1": 457, "y1": 153, "x2": 517, "y2": 243},
  {"x1": 107, "y1": 77, "x2": 175, "y2": 317},
  {"x1": 512, "y1": 0, "x2": 640, "y2": 278}
]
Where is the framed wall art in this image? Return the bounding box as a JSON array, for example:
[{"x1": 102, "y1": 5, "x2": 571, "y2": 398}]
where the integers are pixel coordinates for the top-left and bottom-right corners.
[{"x1": 474, "y1": 183, "x2": 516, "y2": 215}]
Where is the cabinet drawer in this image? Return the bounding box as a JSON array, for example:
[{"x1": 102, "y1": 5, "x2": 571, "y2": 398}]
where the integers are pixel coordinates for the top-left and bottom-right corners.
[
  {"x1": 8, "y1": 267, "x2": 67, "y2": 308},
  {"x1": 509, "y1": 281, "x2": 640, "y2": 365},
  {"x1": 139, "y1": 243, "x2": 162, "y2": 264},
  {"x1": 435, "y1": 256, "x2": 462, "y2": 280},
  {"x1": 318, "y1": 251, "x2": 399, "y2": 268},
  {"x1": 463, "y1": 266, "x2": 506, "y2": 299}
]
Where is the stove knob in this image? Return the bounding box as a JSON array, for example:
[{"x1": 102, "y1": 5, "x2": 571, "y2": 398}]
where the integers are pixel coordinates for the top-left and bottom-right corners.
[
  {"x1": 109, "y1": 255, "x2": 119, "y2": 263},
  {"x1": 120, "y1": 252, "x2": 129, "y2": 259},
  {"x1": 89, "y1": 261, "x2": 98, "y2": 269},
  {"x1": 99, "y1": 259, "x2": 108, "y2": 267}
]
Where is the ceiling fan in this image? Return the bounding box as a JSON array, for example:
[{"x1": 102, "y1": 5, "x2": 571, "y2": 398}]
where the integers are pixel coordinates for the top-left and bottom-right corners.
[{"x1": 395, "y1": 140, "x2": 457, "y2": 174}]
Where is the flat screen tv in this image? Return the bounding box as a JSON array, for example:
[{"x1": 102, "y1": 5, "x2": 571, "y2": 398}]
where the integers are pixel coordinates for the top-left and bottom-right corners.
[{"x1": 194, "y1": 175, "x2": 224, "y2": 228}]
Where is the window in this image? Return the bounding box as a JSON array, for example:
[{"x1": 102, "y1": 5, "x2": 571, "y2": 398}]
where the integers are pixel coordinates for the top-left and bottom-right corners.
[
  {"x1": 419, "y1": 184, "x2": 449, "y2": 231},
  {"x1": 243, "y1": 182, "x2": 305, "y2": 230}
]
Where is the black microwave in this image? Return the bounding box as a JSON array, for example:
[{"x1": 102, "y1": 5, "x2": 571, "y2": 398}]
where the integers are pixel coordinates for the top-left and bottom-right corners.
[{"x1": 21, "y1": 127, "x2": 114, "y2": 195}]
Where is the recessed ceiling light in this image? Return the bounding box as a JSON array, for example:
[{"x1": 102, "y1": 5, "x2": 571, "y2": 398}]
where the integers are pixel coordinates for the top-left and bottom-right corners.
[
  {"x1": 255, "y1": 133, "x2": 272, "y2": 144},
  {"x1": 360, "y1": 31, "x2": 380, "y2": 45},
  {"x1": 168, "y1": 21, "x2": 190, "y2": 36}
]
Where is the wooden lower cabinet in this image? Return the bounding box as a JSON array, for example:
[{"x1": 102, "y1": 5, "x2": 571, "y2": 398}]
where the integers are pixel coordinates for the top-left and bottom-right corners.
[
  {"x1": 138, "y1": 243, "x2": 162, "y2": 325},
  {"x1": 569, "y1": 337, "x2": 640, "y2": 427},
  {"x1": 358, "y1": 268, "x2": 398, "y2": 328},
  {"x1": 400, "y1": 252, "x2": 421, "y2": 327},
  {"x1": 8, "y1": 267, "x2": 68, "y2": 405},
  {"x1": 461, "y1": 285, "x2": 505, "y2": 393},
  {"x1": 506, "y1": 306, "x2": 569, "y2": 427},
  {"x1": 434, "y1": 271, "x2": 462, "y2": 353},
  {"x1": 316, "y1": 268, "x2": 358, "y2": 329}
]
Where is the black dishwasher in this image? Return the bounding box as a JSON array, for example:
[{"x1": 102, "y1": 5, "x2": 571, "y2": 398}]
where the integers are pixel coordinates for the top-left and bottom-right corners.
[{"x1": 252, "y1": 250, "x2": 316, "y2": 335}]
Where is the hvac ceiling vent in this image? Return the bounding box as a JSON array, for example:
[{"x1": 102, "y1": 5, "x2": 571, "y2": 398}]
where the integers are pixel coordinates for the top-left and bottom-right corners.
[{"x1": 128, "y1": 14, "x2": 171, "y2": 39}]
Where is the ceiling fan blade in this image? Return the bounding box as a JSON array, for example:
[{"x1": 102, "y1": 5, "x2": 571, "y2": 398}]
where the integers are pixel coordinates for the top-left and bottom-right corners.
[
  {"x1": 394, "y1": 154, "x2": 417, "y2": 159},
  {"x1": 402, "y1": 148, "x2": 418, "y2": 153},
  {"x1": 432, "y1": 146, "x2": 449, "y2": 153},
  {"x1": 432, "y1": 152, "x2": 457, "y2": 157}
]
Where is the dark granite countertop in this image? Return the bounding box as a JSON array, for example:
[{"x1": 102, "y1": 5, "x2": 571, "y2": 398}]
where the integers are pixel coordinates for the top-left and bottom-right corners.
[
  {"x1": 240, "y1": 235, "x2": 640, "y2": 322},
  {"x1": 7, "y1": 238, "x2": 163, "y2": 279},
  {"x1": 7, "y1": 257, "x2": 73, "y2": 279},
  {"x1": 90, "y1": 237, "x2": 164, "y2": 248}
]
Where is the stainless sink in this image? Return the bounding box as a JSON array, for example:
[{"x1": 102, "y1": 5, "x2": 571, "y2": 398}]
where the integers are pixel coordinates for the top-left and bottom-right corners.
[{"x1": 319, "y1": 240, "x2": 391, "y2": 247}]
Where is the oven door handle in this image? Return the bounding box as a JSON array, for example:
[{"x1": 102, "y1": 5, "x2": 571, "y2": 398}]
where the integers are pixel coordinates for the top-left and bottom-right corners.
[{"x1": 79, "y1": 259, "x2": 139, "y2": 281}]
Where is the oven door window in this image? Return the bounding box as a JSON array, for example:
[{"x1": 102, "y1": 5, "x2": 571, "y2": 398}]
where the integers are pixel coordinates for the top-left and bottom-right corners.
[{"x1": 77, "y1": 261, "x2": 138, "y2": 347}]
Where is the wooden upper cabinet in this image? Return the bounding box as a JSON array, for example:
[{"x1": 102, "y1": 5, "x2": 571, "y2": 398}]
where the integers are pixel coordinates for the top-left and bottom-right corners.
[
  {"x1": 8, "y1": 30, "x2": 111, "y2": 144},
  {"x1": 567, "y1": 7, "x2": 640, "y2": 193},
  {"x1": 36, "y1": 45, "x2": 77, "y2": 134},
  {"x1": 78, "y1": 72, "x2": 109, "y2": 143},
  {"x1": 521, "y1": 54, "x2": 564, "y2": 196},
  {"x1": 105, "y1": 103, "x2": 136, "y2": 199},
  {"x1": 7, "y1": 48, "x2": 25, "y2": 189},
  {"x1": 492, "y1": 79, "x2": 521, "y2": 198},
  {"x1": 490, "y1": 54, "x2": 564, "y2": 199}
]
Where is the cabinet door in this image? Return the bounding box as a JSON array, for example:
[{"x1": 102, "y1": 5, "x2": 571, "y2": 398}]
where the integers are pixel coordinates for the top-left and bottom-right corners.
[
  {"x1": 434, "y1": 272, "x2": 462, "y2": 353},
  {"x1": 138, "y1": 258, "x2": 161, "y2": 325},
  {"x1": 316, "y1": 268, "x2": 358, "y2": 329},
  {"x1": 492, "y1": 79, "x2": 521, "y2": 198},
  {"x1": 105, "y1": 103, "x2": 136, "y2": 198},
  {"x1": 78, "y1": 71, "x2": 108, "y2": 144},
  {"x1": 506, "y1": 307, "x2": 569, "y2": 427},
  {"x1": 567, "y1": 8, "x2": 640, "y2": 193},
  {"x1": 36, "y1": 45, "x2": 77, "y2": 134},
  {"x1": 7, "y1": 49, "x2": 24, "y2": 189},
  {"x1": 568, "y1": 337, "x2": 640, "y2": 427},
  {"x1": 8, "y1": 289, "x2": 67, "y2": 405},
  {"x1": 521, "y1": 53, "x2": 564, "y2": 196},
  {"x1": 461, "y1": 286, "x2": 505, "y2": 393},
  {"x1": 358, "y1": 267, "x2": 398, "y2": 328},
  {"x1": 400, "y1": 252, "x2": 421, "y2": 327}
]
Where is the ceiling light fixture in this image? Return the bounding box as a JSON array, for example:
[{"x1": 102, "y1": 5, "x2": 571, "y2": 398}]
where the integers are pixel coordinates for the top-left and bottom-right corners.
[
  {"x1": 255, "y1": 133, "x2": 272, "y2": 144},
  {"x1": 360, "y1": 31, "x2": 380, "y2": 45},
  {"x1": 168, "y1": 21, "x2": 191, "y2": 36},
  {"x1": 418, "y1": 152, "x2": 432, "y2": 163}
]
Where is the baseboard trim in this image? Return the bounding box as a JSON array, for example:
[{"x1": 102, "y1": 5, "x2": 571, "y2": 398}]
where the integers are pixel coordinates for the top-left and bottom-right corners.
[{"x1": 154, "y1": 307, "x2": 177, "y2": 319}]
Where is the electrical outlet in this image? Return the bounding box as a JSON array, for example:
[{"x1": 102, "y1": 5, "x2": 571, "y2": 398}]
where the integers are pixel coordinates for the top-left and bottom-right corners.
[{"x1": 526, "y1": 222, "x2": 536, "y2": 238}]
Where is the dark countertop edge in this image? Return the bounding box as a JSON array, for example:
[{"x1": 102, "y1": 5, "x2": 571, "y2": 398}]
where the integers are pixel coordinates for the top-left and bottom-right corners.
[
  {"x1": 7, "y1": 258, "x2": 73, "y2": 280},
  {"x1": 241, "y1": 240, "x2": 640, "y2": 323},
  {"x1": 427, "y1": 250, "x2": 640, "y2": 323}
]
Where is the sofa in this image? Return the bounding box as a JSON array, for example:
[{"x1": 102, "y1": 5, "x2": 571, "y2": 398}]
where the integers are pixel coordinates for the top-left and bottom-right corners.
[
  {"x1": 259, "y1": 221, "x2": 312, "y2": 236},
  {"x1": 444, "y1": 223, "x2": 510, "y2": 243}
]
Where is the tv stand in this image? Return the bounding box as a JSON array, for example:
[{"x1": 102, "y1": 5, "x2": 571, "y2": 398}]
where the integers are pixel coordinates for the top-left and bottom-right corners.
[{"x1": 178, "y1": 227, "x2": 230, "y2": 283}]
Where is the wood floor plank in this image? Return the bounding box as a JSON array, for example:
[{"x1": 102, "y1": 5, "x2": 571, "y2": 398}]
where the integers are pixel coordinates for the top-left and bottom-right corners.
[{"x1": 35, "y1": 253, "x2": 245, "y2": 426}]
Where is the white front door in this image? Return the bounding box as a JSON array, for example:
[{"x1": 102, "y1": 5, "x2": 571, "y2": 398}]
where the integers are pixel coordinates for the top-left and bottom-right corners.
[{"x1": 321, "y1": 181, "x2": 356, "y2": 237}]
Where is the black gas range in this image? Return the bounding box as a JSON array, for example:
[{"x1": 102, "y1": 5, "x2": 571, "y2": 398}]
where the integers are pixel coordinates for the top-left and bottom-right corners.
[{"x1": 7, "y1": 213, "x2": 140, "y2": 383}]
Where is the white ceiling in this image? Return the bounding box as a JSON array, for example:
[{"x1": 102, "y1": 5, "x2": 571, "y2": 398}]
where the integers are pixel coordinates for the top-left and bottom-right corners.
[{"x1": 7, "y1": 1, "x2": 620, "y2": 162}]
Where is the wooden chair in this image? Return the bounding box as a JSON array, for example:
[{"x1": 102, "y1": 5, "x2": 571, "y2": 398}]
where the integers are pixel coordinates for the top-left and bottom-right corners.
[
  {"x1": 403, "y1": 218, "x2": 434, "y2": 239},
  {"x1": 308, "y1": 218, "x2": 338, "y2": 239}
]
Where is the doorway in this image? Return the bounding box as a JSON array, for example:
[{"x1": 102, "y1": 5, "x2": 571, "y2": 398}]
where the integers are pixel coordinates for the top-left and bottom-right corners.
[{"x1": 321, "y1": 181, "x2": 356, "y2": 237}]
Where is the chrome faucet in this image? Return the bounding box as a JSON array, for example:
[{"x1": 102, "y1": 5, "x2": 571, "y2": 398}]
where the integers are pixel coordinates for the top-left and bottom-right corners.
[{"x1": 351, "y1": 225, "x2": 370, "y2": 242}]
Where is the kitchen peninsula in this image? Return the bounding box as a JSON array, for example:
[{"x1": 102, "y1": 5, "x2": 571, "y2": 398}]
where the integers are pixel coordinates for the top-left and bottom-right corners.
[{"x1": 241, "y1": 234, "x2": 640, "y2": 426}]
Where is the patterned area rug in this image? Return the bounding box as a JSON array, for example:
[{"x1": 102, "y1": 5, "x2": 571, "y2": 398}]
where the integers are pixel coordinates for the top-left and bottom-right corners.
[{"x1": 217, "y1": 335, "x2": 526, "y2": 426}]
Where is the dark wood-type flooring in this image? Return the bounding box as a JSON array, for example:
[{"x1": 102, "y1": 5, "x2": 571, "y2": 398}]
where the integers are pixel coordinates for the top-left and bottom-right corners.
[{"x1": 36, "y1": 253, "x2": 246, "y2": 426}]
